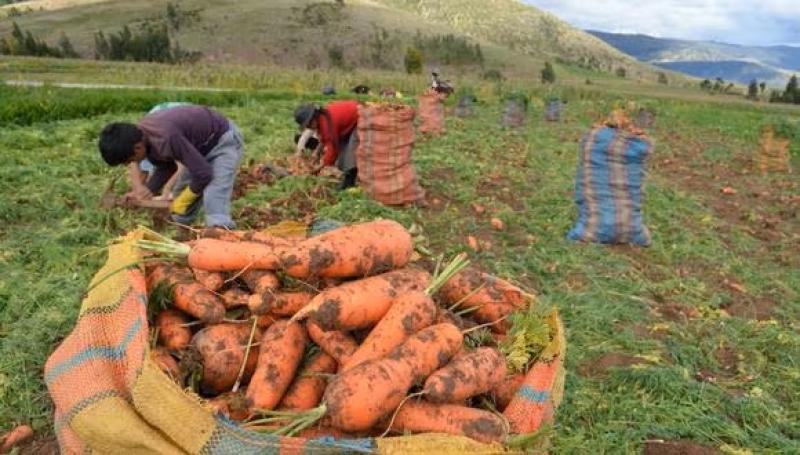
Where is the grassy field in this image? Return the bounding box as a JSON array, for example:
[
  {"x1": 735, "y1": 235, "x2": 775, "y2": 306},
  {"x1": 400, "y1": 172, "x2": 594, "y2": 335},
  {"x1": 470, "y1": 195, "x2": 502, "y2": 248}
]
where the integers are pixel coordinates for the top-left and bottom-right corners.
[{"x1": 0, "y1": 64, "x2": 799, "y2": 453}]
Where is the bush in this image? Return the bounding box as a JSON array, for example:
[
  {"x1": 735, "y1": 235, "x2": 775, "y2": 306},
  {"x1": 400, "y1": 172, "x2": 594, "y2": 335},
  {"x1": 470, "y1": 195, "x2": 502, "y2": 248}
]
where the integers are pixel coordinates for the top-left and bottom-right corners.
[
  {"x1": 482, "y1": 69, "x2": 505, "y2": 82},
  {"x1": 616, "y1": 67, "x2": 627, "y2": 78},
  {"x1": 328, "y1": 45, "x2": 346, "y2": 69},
  {"x1": 404, "y1": 47, "x2": 423, "y2": 75},
  {"x1": 657, "y1": 72, "x2": 668, "y2": 85},
  {"x1": 541, "y1": 62, "x2": 556, "y2": 84}
]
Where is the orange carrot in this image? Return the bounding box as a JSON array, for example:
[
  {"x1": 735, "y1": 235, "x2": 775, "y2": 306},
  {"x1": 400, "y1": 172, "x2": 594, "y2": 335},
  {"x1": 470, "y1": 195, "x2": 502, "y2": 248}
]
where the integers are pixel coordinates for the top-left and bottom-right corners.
[
  {"x1": 241, "y1": 269, "x2": 280, "y2": 294},
  {"x1": 208, "y1": 392, "x2": 250, "y2": 422},
  {"x1": 256, "y1": 313, "x2": 277, "y2": 329},
  {"x1": 192, "y1": 269, "x2": 225, "y2": 292},
  {"x1": 491, "y1": 374, "x2": 525, "y2": 411},
  {"x1": 155, "y1": 309, "x2": 192, "y2": 350},
  {"x1": 293, "y1": 268, "x2": 431, "y2": 331},
  {"x1": 248, "y1": 291, "x2": 313, "y2": 317},
  {"x1": 200, "y1": 228, "x2": 295, "y2": 247},
  {"x1": 0, "y1": 425, "x2": 33, "y2": 453},
  {"x1": 280, "y1": 219, "x2": 414, "y2": 279},
  {"x1": 324, "y1": 323, "x2": 463, "y2": 431},
  {"x1": 439, "y1": 267, "x2": 530, "y2": 310},
  {"x1": 423, "y1": 347, "x2": 507, "y2": 403},
  {"x1": 385, "y1": 400, "x2": 508, "y2": 444},
  {"x1": 221, "y1": 287, "x2": 251, "y2": 309},
  {"x1": 187, "y1": 239, "x2": 286, "y2": 272},
  {"x1": 152, "y1": 347, "x2": 180, "y2": 380},
  {"x1": 306, "y1": 321, "x2": 358, "y2": 365},
  {"x1": 193, "y1": 323, "x2": 261, "y2": 394},
  {"x1": 148, "y1": 263, "x2": 225, "y2": 323},
  {"x1": 246, "y1": 320, "x2": 307, "y2": 410},
  {"x1": 341, "y1": 290, "x2": 437, "y2": 371},
  {"x1": 279, "y1": 352, "x2": 338, "y2": 411}
]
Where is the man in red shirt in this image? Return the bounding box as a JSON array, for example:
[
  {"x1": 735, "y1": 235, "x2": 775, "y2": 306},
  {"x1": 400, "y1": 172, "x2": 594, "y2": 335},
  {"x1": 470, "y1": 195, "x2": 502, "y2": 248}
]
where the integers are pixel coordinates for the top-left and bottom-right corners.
[{"x1": 294, "y1": 100, "x2": 359, "y2": 190}]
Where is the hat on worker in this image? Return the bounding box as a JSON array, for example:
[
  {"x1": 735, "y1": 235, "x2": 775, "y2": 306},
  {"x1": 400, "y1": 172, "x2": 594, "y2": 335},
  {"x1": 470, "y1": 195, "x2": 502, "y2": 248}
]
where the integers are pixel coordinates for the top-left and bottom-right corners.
[{"x1": 294, "y1": 104, "x2": 318, "y2": 128}]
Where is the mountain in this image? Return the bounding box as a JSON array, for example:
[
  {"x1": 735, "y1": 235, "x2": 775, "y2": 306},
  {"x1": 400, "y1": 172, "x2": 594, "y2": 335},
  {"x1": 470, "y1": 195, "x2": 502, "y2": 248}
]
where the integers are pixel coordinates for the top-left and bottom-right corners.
[
  {"x1": 589, "y1": 30, "x2": 800, "y2": 86},
  {"x1": 0, "y1": 0, "x2": 666, "y2": 81}
]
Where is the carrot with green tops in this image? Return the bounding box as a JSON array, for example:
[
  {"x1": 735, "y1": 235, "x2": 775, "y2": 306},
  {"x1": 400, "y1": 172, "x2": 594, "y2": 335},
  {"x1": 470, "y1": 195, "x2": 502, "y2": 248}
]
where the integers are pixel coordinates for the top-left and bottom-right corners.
[
  {"x1": 155, "y1": 309, "x2": 192, "y2": 350},
  {"x1": 341, "y1": 290, "x2": 437, "y2": 371},
  {"x1": 246, "y1": 320, "x2": 307, "y2": 410},
  {"x1": 423, "y1": 347, "x2": 507, "y2": 403},
  {"x1": 279, "y1": 352, "x2": 337, "y2": 411},
  {"x1": 292, "y1": 267, "x2": 430, "y2": 331},
  {"x1": 0, "y1": 425, "x2": 34, "y2": 454},
  {"x1": 147, "y1": 263, "x2": 225, "y2": 323},
  {"x1": 193, "y1": 323, "x2": 261, "y2": 394},
  {"x1": 439, "y1": 267, "x2": 530, "y2": 310},
  {"x1": 306, "y1": 321, "x2": 358, "y2": 365},
  {"x1": 208, "y1": 392, "x2": 250, "y2": 422},
  {"x1": 323, "y1": 323, "x2": 463, "y2": 431},
  {"x1": 241, "y1": 269, "x2": 280, "y2": 294},
  {"x1": 384, "y1": 400, "x2": 508, "y2": 444},
  {"x1": 248, "y1": 291, "x2": 313, "y2": 317}
]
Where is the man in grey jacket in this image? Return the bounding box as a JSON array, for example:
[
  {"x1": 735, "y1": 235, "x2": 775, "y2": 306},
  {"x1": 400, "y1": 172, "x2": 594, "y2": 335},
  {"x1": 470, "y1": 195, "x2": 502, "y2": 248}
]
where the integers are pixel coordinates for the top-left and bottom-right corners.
[{"x1": 98, "y1": 105, "x2": 243, "y2": 228}]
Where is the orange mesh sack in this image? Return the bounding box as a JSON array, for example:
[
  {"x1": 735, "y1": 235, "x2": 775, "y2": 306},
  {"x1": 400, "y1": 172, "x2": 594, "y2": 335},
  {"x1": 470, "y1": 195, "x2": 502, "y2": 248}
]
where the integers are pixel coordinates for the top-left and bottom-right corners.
[
  {"x1": 356, "y1": 103, "x2": 425, "y2": 206},
  {"x1": 417, "y1": 90, "x2": 447, "y2": 135}
]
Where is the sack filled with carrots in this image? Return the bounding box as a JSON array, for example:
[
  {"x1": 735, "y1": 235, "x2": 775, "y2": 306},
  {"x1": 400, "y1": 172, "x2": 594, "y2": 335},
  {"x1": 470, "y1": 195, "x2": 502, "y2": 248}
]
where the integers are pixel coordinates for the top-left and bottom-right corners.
[{"x1": 54, "y1": 219, "x2": 564, "y2": 453}]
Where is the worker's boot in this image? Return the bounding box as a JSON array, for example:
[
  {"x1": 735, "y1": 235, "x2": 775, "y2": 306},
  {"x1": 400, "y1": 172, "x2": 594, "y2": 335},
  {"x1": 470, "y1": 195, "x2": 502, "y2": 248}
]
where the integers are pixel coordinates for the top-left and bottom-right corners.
[{"x1": 338, "y1": 168, "x2": 358, "y2": 191}]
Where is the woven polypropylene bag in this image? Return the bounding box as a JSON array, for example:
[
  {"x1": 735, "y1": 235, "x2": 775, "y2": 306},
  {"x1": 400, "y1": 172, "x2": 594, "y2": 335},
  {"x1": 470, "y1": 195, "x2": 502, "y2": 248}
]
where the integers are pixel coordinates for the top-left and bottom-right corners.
[
  {"x1": 568, "y1": 126, "x2": 653, "y2": 246},
  {"x1": 46, "y1": 229, "x2": 565, "y2": 453},
  {"x1": 417, "y1": 90, "x2": 446, "y2": 135},
  {"x1": 356, "y1": 103, "x2": 425, "y2": 206}
]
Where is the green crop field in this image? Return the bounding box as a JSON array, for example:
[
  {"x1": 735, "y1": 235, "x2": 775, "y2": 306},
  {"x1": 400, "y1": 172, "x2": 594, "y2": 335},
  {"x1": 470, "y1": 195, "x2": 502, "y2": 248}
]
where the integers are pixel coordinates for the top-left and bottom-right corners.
[{"x1": 0, "y1": 60, "x2": 799, "y2": 454}]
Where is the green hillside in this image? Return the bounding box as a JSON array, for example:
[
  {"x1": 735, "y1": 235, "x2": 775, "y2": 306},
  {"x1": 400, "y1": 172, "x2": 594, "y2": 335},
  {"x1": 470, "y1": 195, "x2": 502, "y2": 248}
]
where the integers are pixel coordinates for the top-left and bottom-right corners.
[{"x1": 0, "y1": 0, "x2": 672, "y2": 81}]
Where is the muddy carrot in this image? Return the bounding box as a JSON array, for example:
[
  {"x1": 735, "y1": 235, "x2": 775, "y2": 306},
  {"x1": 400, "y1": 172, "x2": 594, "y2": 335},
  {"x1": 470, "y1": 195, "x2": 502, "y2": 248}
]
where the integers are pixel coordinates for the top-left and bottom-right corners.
[
  {"x1": 385, "y1": 400, "x2": 508, "y2": 444},
  {"x1": 148, "y1": 263, "x2": 225, "y2": 323},
  {"x1": 423, "y1": 347, "x2": 507, "y2": 403},
  {"x1": 221, "y1": 287, "x2": 251, "y2": 309},
  {"x1": 248, "y1": 291, "x2": 313, "y2": 317},
  {"x1": 492, "y1": 374, "x2": 525, "y2": 411},
  {"x1": 0, "y1": 425, "x2": 34, "y2": 453},
  {"x1": 152, "y1": 347, "x2": 180, "y2": 380},
  {"x1": 155, "y1": 309, "x2": 192, "y2": 350},
  {"x1": 306, "y1": 321, "x2": 358, "y2": 365},
  {"x1": 279, "y1": 352, "x2": 338, "y2": 411},
  {"x1": 193, "y1": 269, "x2": 225, "y2": 292},
  {"x1": 241, "y1": 269, "x2": 281, "y2": 294},
  {"x1": 246, "y1": 320, "x2": 307, "y2": 410},
  {"x1": 293, "y1": 268, "x2": 431, "y2": 331},
  {"x1": 439, "y1": 267, "x2": 530, "y2": 310},
  {"x1": 193, "y1": 323, "x2": 261, "y2": 394}
]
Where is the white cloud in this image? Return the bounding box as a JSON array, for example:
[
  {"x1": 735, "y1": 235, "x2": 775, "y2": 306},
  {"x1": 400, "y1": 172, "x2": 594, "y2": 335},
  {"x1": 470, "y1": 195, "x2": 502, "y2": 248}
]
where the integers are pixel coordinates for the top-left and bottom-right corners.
[{"x1": 524, "y1": 0, "x2": 800, "y2": 46}]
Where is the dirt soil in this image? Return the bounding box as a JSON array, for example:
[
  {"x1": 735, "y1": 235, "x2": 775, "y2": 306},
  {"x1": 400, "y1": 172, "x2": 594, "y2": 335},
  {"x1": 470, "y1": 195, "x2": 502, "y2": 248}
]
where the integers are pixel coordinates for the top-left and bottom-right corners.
[
  {"x1": 642, "y1": 439, "x2": 720, "y2": 455},
  {"x1": 578, "y1": 352, "x2": 649, "y2": 378}
]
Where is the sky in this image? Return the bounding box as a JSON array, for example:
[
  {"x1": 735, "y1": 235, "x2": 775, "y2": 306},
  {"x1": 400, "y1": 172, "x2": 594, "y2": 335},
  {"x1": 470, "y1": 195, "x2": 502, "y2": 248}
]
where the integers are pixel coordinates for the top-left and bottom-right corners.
[{"x1": 523, "y1": 0, "x2": 800, "y2": 47}]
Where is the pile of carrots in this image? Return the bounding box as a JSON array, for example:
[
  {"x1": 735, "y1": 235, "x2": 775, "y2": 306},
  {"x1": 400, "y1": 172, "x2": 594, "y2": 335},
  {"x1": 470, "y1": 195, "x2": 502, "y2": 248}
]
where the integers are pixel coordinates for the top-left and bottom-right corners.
[{"x1": 139, "y1": 219, "x2": 550, "y2": 445}]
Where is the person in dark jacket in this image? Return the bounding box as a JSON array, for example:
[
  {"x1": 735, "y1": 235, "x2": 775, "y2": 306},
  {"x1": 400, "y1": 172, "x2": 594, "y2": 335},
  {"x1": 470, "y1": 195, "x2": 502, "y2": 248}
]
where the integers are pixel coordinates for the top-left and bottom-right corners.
[
  {"x1": 294, "y1": 100, "x2": 359, "y2": 190},
  {"x1": 98, "y1": 105, "x2": 244, "y2": 228}
]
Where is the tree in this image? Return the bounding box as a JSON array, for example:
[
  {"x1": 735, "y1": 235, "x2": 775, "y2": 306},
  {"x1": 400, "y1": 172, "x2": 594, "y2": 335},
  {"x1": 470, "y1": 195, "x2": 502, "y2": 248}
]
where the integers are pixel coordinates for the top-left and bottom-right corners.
[
  {"x1": 615, "y1": 67, "x2": 627, "y2": 78},
  {"x1": 700, "y1": 79, "x2": 712, "y2": 91},
  {"x1": 785, "y1": 75, "x2": 799, "y2": 104},
  {"x1": 759, "y1": 81, "x2": 766, "y2": 94},
  {"x1": 58, "y1": 33, "x2": 78, "y2": 58},
  {"x1": 404, "y1": 47, "x2": 423, "y2": 74},
  {"x1": 327, "y1": 45, "x2": 345, "y2": 69},
  {"x1": 657, "y1": 72, "x2": 668, "y2": 85},
  {"x1": 541, "y1": 61, "x2": 556, "y2": 84},
  {"x1": 748, "y1": 79, "x2": 759, "y2": 99}
]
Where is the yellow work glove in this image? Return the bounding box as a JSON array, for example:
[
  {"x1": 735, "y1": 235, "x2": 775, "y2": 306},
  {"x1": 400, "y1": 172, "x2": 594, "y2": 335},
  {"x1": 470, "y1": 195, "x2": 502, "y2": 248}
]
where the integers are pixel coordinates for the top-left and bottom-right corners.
[{"x1": 170, "y1": 187, "x2": 199, "y2": 215}]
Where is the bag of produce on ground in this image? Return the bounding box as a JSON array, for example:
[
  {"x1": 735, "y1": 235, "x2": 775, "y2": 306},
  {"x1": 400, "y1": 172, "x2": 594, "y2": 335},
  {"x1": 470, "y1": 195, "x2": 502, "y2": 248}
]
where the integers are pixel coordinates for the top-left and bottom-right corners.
[
  {"x1": 45, "y1": 220, "x2": 565, "y2": 454},
  {"x1": 417, "y1": 90, "x2": 447, "y2": 135}
]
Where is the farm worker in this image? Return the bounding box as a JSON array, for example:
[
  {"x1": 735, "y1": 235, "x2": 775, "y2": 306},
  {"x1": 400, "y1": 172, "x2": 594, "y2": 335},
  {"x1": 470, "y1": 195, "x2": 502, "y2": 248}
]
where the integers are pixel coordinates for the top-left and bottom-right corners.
[
  {"x1": 293, "y1": 100, "x2": 359, "y2": 190},
  {"x1": 126, "y1": 102, "x2": 192, "y2": 201},
  {"x1": 98, "y1": 105, "x2": 244, "y2": 228}
]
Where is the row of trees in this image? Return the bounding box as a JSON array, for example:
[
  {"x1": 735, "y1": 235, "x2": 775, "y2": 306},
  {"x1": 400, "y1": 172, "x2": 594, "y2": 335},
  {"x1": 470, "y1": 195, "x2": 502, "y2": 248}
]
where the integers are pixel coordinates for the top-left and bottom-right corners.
[
  {"x1": 768, "y1": 75, "x2": 800, "y2": 104},
  {"x1": 411, "y1": 32, "x2": 484, "y2": 68},
  {"x1": 0, "y1": 22, "x2": 78, "y2": 58},
  {"x1": 699, "y1": 78, "x2": 737, "y2": 94},
  {"x1": 94, "y1": 24, "x2": 200, "y2": 64}
]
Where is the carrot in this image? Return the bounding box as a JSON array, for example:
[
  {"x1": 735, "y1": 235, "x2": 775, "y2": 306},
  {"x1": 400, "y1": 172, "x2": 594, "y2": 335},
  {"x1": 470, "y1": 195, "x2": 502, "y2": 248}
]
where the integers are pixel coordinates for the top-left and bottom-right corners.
[
  {"x1": 293, "y1": 267, "x2": 431, "y2": 331},
  {"x1": 423, "y1": 347, "x2": 507, "y2": 403},
  {"x1": 208, "y1": 392, "x2": 250, "y2": 422},
  {"x1": 324, "y1": 323, "x2": 463, "y2": 431},
  {"x1": 148, "y1": 263, "x2": 226, "y2": 323},
  {"x1": 257, "y1": 313, "x2": 277, "y2": 329},
  {"x1": 193, "y1": 269, "x2": 225, "y2": 292},
  {"x1": 152, "y1": 347, "x2": 180, "y2": 380},
  {"x1": 221, "y1": 287, "x2": 251, "y2": 309},
  {"x1": 341, "y1": 290, "x2": 437, "y2": 371},
  {"x1": 491, "y1": 374, "x2": 525, "y2": 411},
  {"x1": 248, "y1": 291, "x2": 313, "y2": 317},
  {"x1": 246, "y1": 320, "x2": 307, "y2": 410},
  {"x1": 306, "y1": 321, "x2": 358, "y2": 365},
  {"x1": 186, "y1": 239, "x2": 285, "y2": 271},
  {"x1": 193, "y1": 323, "x2": 261, "y2": 394},
  {"x1": 1, "y1": 424, "x2": 33, "y2": 453},
  {"x1": 155, "y1": 309, "x2": 192, "y2": 350},
  {"x1": 200, "y1": 228, "x2": 295, "y2": 247},
  {"x1": 385, "y1": 400, "x2": 508, "y2": 444},
  {"x1": 280, "y1": 219, "x2": 414, "y2": 279},
  {"x1": 279, "y1": 352, "x2": 337, "y2": 411},
  {"x1": 439, "y1": 267, "x2": 529, "y2": 310},
  {"x1": 469, "y1": 301, "x2": 516, "y2": 333},
  {"x1": 241, "y1": 269, "x2": 280, "y2": 294}
]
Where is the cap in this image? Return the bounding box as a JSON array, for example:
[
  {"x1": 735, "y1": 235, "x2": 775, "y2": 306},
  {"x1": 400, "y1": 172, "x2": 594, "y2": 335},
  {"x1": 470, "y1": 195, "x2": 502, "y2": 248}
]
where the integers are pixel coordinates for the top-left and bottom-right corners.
[{"x1": 294, "y1": 104, "x2": 318, "y2": 127}]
